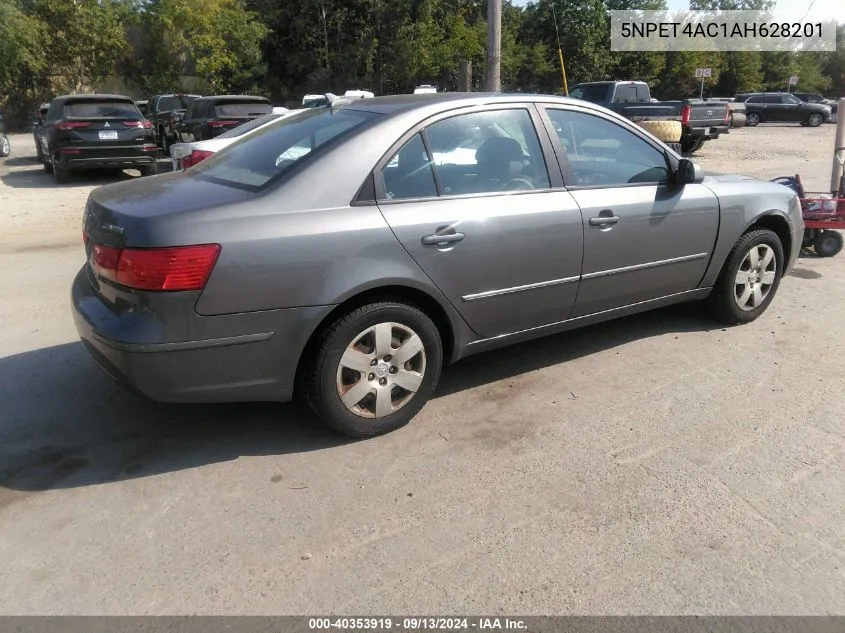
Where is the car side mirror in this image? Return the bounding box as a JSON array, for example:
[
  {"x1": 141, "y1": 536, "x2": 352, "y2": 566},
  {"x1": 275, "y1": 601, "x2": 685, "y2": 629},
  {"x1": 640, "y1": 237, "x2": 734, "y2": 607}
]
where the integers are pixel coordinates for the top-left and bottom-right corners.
[{"x1": 676, "y1": 158, "x2": 699, "y2": 185}]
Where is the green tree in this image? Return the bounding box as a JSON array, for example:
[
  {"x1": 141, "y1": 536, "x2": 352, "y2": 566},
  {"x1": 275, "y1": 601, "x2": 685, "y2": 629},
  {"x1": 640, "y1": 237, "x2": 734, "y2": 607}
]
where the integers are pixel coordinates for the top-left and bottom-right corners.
[
  {"x1": 0, "y1": 0, "x2": 48, "y2": 103},
  {"x1": 821, "y1": 25, "x2": 845, "y2": 98},
  {"x1": 32, "y1": 0, "x2": 131, "y2": 93}
]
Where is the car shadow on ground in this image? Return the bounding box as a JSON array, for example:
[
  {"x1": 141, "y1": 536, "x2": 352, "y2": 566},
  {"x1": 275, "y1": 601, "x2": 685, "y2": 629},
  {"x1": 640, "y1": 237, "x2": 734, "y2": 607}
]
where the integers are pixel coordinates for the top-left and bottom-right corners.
[
  {"x1": 0, "y1": 303, "x2": 719, "y2": 495},
  {"x1": 0, "y1": 159, "x2": 172, "y2": 189}
]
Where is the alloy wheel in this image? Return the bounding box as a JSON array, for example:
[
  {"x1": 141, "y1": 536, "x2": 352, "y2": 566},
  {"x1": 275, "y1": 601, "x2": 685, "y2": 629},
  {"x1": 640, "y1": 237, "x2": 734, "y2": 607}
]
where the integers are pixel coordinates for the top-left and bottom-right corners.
[
  {"x1": 734, "y1": 244, "x2": 777, "y2": 311},
  {"x1": 746, "y1": 113, "x2": 760, "y2": 126},
  {"x1": 336, "y1": 322, "x2": 426, "y2": 419}
]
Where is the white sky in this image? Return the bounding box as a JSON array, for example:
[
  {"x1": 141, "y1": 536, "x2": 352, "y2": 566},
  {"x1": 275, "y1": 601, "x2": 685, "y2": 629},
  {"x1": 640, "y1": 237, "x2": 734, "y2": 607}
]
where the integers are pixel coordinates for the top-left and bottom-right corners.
[{"x1": 510, "y1": 0, "x2": 843, "y2": 21}]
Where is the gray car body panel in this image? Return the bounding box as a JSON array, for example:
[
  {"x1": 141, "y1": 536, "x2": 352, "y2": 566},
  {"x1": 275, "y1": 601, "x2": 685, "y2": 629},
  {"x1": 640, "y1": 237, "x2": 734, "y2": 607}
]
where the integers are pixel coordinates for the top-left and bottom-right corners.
[{"x1": 76, "y1": 93, "x2": 803, "y2": 403}]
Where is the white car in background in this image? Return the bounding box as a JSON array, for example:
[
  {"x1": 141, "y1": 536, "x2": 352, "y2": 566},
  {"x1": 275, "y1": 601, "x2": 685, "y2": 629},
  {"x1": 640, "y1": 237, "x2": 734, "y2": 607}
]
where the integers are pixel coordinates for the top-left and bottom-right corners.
[{"x1": 170, "y1": 109, "x2": 302, "y2": 170}]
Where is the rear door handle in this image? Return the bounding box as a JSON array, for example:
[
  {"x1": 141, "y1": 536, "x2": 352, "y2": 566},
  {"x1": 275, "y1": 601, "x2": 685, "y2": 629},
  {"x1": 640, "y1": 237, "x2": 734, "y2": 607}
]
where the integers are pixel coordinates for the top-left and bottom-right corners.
[
  {"x1": 588, "y1": 216, "x2": 619, "y2": 227},
  {"x1": 422, "y1": 232, "x2": 465, "y2": 246}
]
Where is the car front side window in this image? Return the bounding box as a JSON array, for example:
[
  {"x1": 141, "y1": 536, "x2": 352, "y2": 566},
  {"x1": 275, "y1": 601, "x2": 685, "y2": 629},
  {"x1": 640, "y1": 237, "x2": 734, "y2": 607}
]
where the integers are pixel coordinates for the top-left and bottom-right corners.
[{"x1": 545, "y1": 108, "x2": 670, "y2": 187}]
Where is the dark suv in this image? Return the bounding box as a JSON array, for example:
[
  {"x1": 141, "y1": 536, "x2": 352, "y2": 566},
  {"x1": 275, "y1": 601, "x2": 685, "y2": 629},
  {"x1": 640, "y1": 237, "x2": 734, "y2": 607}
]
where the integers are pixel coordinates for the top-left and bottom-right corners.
[
  {"x1": 36, "y1": 94, "x2": 158, "y2": 183},
  {"x1": 177, "y1": 95, "x2": 272, "y2": 142},
  {"x1": 32, "y1": 102, "x2": 51, "y2": 161},
  {"x1": 0, "y1": 108, "x2": 9, "y2": 158},
  {"x1": 146, "y1": 93, "x2": 201, "y2": 151},
  {"x1": 735, "y1": 92, "x2": 832, "y2": 127}
]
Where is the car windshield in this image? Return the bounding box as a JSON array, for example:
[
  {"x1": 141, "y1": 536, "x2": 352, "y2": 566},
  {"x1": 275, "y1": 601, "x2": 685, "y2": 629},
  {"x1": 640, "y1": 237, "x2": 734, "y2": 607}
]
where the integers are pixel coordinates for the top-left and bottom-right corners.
[
  {"x1": 568, "y1": 84, "x2": 611, "y2": 103},
  {"x1": 214, "y1": 102, "x2": 272, "y2": 117},
  {"x1": 217, "y1": 113, "x2": 284, "y2": 139},
  {"x1": 192, "y1": 107, "x2": 379, "y2": 190},
  {"x1": 65, "y1": 101, "x2": 140, "y2": 118},
  {"x1": 158, "y1": 96, "x2": 198, "y2": 111}
]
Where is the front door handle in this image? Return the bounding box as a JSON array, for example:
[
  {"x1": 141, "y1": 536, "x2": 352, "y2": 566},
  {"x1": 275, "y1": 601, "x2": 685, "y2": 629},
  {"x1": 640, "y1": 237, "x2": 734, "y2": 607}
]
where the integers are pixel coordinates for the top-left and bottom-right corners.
[
  {"x1": 588, "y1": 216, "x2": 619, "y2": 227},
  {"x1": 422, "y1": 232, "x2": 465, "y2": 246}
]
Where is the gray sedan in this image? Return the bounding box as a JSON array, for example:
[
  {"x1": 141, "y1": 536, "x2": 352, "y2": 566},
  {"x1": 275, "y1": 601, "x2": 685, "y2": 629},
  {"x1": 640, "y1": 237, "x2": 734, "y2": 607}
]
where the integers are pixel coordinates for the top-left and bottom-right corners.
[{"x1": 73, "y1": 94, "x2": 803, "y2": 437}]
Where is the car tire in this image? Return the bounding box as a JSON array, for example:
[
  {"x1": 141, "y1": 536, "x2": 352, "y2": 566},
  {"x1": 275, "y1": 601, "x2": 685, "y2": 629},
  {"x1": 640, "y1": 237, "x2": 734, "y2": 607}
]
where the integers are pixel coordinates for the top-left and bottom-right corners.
[
  {"x1": 304, "y1": 302, "x2": 443, "y2": 437},
  {"x1": 51, "y1": 155, "x2": 69, "y2": 184},
  {"x1": 638, "y1": 120, "x2": 682, "y2": 143},
  {"x1": 707, "y1": 228, "x2": 784, "y2": 325},
  {"x1": 680, "y1": 137, "x2": 704, "y2": 155},
  {"x1": 745, "y1": 112, "x2": 761, "y2": 127},
  {"x1": 138, "y1": 162, "x2": 158, "y2": 177},
  {"x1": 813, "y1": 230, "x2": 843, "y2": 258},
  {"x1": 43, "y1": 156, "x2": 53, "y2": 174},
  {"x1": 34, "y1": 139, "x2": 43, "y2": 162},
  {"x1": 807, "y1": 113, "x2": 824, "y2": 127},
  {"x1": 0, "y1": 135, "x2": 10, "y2": 158}
]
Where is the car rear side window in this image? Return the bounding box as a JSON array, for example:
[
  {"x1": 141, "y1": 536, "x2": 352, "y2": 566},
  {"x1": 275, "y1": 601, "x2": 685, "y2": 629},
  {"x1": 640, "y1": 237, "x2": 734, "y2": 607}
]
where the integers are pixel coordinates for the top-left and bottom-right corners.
[
  {"x1": 423, "y1": 109, "x2": 550, "y2": 196},
  {"x1": 65, "y1": 101, "x2": 139, "y2": 118},
  {"x1": 158, "y1": 96, "x2": 198, "y2": 111},
  {"x1": 192, "y1": 108, "x2": 378, "y2": 190},
  {"x1": 746, "y1": 95, "x2": 763, "y2": 104},
  {"x1": 382, "y1": 134, "x2": 438, "y2": 200},
  {"x1": 214, "y1": 102, "x2": 272, "y2": 117},
  {"x1": 545, "y1": 108, "x2": 670, "y2": 187}
]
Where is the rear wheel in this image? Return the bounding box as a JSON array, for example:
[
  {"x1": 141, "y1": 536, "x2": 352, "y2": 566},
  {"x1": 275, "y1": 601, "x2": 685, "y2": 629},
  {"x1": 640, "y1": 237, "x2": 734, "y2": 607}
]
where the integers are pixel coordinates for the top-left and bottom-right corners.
[
  {"x1": 304, "y1": 302, "x2": 443, "y2": 437},
  {"x1": 138, "y1": 162, "x2": 158, "y2": 177},
  {"x1": 813, "y1": 230, "x2": 843, "y2": 257},
  {"x1": 51, "y1": 154, "x2": 69, "y2": 183},
  {"x1": 746, "y1": 112, "x2": 761, "y2": 127},
  {"x1": 707, "y1": 229, "x2": 784, "y2": 324},
  {"x1": 807, "y1": 113, "x2": 824, "y2": 127},
  {"x1": 158, "y1": 127, "x2": 170, "y2": 152},
  {"x1": 0, "y1": 135, "x2": 10, "y2": 158},
  {"x1": 680, "y1": 137, "x2": 704, "y2": 155},
  {"x1": 34, "y1": 137, "x2": 43, "y2": 161}
]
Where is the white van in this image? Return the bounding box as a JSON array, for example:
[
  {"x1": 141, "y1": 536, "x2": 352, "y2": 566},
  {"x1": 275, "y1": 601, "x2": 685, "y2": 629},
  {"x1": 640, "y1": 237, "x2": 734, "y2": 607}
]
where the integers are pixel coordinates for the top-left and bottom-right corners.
[
  {"x1": 344, "y1": 90, "x2": 375, "y2": 99},
  {"x1": 414, "y1": 85, "x2": 437, "y2": 94}
]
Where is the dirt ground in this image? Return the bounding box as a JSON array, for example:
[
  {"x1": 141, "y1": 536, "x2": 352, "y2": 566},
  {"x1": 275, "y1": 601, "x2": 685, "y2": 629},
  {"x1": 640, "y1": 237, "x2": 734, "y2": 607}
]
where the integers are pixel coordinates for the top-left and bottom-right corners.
[{"x1": 1, "y1": 123, "x2": 844, "y2": 614}]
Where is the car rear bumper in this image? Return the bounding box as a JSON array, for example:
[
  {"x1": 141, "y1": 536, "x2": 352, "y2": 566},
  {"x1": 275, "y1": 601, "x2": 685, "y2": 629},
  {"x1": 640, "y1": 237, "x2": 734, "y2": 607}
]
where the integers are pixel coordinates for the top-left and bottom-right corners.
[
  {"x1": 56, "y1": 146, "x2": 157, "y2": 170},
  {"x1": 687, "y1": 124, "x2": 729, "y2": 139},
  {"x1": 71, "y1": 266, "x2": 333, "y2": 403}
]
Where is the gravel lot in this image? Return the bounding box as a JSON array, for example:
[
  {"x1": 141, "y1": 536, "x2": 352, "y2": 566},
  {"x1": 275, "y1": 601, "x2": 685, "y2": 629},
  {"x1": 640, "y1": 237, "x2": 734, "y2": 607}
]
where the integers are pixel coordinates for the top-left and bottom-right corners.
[{"x1": 1, "y1": 123, "x2": 844, "y2": 614}]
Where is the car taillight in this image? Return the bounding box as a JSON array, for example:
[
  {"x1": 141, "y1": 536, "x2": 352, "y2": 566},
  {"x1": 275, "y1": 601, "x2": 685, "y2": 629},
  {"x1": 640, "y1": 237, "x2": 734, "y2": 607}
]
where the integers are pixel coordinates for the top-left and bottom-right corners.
[
  {"x1": 681, "y1": 104, "x2": 692, "y2": 126},
  {"x1": 123, "y1": 120, "x2": 154, "y2": 129},
  {"x1": 57, "y1": 121, "x2": 91, "y2": 131},
  {"x1": 182, "y1": 150, "x2": 214, "y2": 169},
  {"x1": 91, "y1": 244, "x2": 221, "y2": 291},
  {"x1": 208, "y1": 120, "x2": 238, "y2": 128}
]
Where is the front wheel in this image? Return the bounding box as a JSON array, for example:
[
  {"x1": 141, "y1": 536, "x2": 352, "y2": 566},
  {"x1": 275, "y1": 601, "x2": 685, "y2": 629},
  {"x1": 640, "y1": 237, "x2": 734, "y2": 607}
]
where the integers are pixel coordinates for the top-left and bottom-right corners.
[
  {"x1": 746, "y1": 112, "x2": 761, "y2": 127},
  {"x1": 707, "y1": 229, "x2": 784, "y2": 324},
  {"x1": 813, "y1": 230, "x2": 843, "y2": 257},
  {"x1": 0, "y1": 135, "x2": 10, "y2": 158},
  {"x1": 304, "y1": 302, "x2": 443, "y2": 437},
  {"x1": 807, "y1": 113, "x2": 824, "y2": 127}
]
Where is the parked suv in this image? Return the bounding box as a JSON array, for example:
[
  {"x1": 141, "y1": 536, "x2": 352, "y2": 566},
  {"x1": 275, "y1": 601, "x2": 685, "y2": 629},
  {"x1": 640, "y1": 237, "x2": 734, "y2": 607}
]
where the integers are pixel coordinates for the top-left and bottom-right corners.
[
  {"x1": 177, "y1": 95, "x2": 272, "y2": 142},
  {"x1": 146, "y1": 93, "x2": 201, "y2": 152},
  {"x1": 32, "y1": 102, "x2": 51, "y2": 161},
  {"x1": 735, "y1": 92, "x2": 831, "y2": 127},
  {"x1": 0, "y1": 108, "x2": 9, "y2": 158},
  {"x1": 36, "y1": 94, "x2": 157, "y2": 183}
]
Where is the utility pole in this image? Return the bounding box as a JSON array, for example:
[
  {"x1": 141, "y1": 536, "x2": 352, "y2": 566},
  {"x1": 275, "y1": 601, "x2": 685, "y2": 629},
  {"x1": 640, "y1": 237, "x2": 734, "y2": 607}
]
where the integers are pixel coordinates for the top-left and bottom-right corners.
[{"x1": 486, "y1": 0, "x2": 502, "y2": 92}]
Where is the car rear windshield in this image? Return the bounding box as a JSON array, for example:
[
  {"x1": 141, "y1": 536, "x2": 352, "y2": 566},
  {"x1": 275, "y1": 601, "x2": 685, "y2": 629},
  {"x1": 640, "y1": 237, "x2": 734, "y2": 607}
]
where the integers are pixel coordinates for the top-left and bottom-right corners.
[
  {"x1": 192, "y1": 108, "x2": 379, "y2": 190},
  {"x1": 158, "y1": 95, "x2": 198, "y2": 111},
  {"x1": 213, "y1": 102, "x2": 272, "y2": 117},
  {"x1": 217, "y1": 113, "x2": 284, "y2": 139},
  {"x1": 569, "y1": 84, "x2": 612, "y2": 103},
  {"x1": 65, "y1": 100, "x2": 139, "y2": 118}
]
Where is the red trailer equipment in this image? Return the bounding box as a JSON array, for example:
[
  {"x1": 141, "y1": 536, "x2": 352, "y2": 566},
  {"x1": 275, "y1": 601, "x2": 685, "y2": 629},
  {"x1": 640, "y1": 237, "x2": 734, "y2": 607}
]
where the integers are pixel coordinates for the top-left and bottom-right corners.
[{"x1": 771, "y1": 175, "x2": 845, "y2": 258}]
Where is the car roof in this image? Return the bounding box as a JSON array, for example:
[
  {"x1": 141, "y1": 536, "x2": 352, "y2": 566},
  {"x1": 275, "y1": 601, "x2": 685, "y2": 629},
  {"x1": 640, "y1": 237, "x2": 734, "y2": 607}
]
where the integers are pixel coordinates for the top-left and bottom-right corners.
[
  {"x1": 53, "y1": 94, "x2": 134, "y2": 102},
  {"x1": 195, "y1": 95, "x2": 270, "y2": 102},
  {"x1": 340, "y1": 92, "x2": 595, "y2": 116}
]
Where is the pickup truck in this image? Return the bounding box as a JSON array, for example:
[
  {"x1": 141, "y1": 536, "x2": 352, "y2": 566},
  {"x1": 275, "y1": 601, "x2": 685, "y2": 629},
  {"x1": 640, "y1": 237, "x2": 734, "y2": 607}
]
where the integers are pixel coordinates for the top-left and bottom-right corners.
[
  {"x1": 147, "y1": 93, "x2": 202, "y2": 152},
  {"x1": 568, "y1": 81, "x2": 731, "y2": 155}
]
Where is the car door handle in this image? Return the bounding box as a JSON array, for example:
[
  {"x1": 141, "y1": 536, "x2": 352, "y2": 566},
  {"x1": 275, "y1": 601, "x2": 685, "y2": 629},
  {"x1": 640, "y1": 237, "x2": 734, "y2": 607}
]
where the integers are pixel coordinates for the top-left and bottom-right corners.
[
  {"x1": 421, "y1": 232, "x2": 465, "y2": 246},
  {"x1": 589, "y1": 216, "x2": 619, "y2": 227}
]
